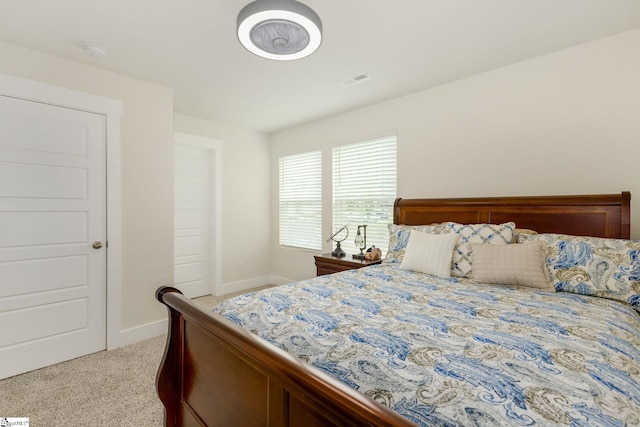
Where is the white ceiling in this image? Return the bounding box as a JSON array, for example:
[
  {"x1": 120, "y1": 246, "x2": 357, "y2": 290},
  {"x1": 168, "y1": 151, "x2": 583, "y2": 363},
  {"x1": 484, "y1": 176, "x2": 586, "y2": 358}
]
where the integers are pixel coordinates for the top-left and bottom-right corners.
[{"x1": 1, "y1": 0, "x2": 639, "y2": 133}]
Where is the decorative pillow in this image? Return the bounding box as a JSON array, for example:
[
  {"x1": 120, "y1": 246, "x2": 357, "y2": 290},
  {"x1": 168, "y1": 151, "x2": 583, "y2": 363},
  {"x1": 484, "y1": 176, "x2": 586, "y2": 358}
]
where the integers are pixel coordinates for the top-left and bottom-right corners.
[
  {"x1": 513, "y1": 228, "x2": 538, "y2": 243},
  {"x1": 400, "y1": 231, "x2": 459, "y2": 277},
  {"x1": 447, "y1": 222, "x2": 516, "y2": 277},
  {"x1": 470, "y1": 242, "x2": 553, "y2": 290},
  {"x1": 519, "y1": 233, "x2": 640, "y2": 311},
  {"x1": 384, "y1": 223, "x2": 449, "y2": 263}
]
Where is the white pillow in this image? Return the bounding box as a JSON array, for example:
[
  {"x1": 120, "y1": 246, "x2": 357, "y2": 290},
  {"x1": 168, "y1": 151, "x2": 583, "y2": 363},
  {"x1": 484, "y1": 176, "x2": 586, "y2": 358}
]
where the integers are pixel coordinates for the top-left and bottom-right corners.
[{"x1": 400, "y1": 231, "x2": 459, "y2": 277}]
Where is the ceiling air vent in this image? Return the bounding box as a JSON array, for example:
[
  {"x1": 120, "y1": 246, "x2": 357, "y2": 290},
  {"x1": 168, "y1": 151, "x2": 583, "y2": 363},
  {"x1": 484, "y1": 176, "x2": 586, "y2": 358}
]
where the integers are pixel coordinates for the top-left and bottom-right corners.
[{"x1": 340, "y1": 73, "x2": 370, "y2": 87}]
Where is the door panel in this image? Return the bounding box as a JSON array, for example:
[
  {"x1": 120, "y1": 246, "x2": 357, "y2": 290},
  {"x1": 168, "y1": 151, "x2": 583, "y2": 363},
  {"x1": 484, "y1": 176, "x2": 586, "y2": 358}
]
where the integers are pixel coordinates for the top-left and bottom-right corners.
[
  {"x1": 0, "y1": 255, "x2": 86, "y2": 297},
  {"x1": 1, "y1": 212, "x2": 87, "y2": 246},
  {"x1": 0, "y1": 111, "x2": 88, "y2": 155},
  {"x1": 0, "y1": 95, "x2": 106, "y2": 379},
  {"x1": 1, "y1": 299, "x2": 87, "y2": 346},
  {"x1": 174, "y1": 144, "x2": 211, "y2": 298},
  {"x1": 0, "y1": 162, "x2": 86, "y2": 198}
]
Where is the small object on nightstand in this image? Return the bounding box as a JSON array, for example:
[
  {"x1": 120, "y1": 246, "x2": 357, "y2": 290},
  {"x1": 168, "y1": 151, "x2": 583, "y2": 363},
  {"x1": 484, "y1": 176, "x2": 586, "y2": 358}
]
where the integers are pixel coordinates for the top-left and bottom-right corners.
[
  {"x1": 327, "y1": 225, "x2": 348, "y2": 258},
  {"x1": 352, "y1": 224, "x2": 367, "y2": 260},
  {"x1": 365, "y1": 246, "x2": 382, "y2": 261}
]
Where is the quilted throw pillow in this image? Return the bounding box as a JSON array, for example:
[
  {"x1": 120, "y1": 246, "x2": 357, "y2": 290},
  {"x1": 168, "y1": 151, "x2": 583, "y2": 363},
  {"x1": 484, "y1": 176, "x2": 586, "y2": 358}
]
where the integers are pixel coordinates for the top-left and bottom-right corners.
[
  {"x1": 447, "y1": 222, "x2": 516, "y2": 277},
  {"x1": 384, "y1": 223, "x2": 449, "y2": 263},
  {"x1": 470, "y1": 242, "x2": 553, "y2": 290},
  {"x1": 519, "y1": 233, "x2": 640, "y2": 312}
]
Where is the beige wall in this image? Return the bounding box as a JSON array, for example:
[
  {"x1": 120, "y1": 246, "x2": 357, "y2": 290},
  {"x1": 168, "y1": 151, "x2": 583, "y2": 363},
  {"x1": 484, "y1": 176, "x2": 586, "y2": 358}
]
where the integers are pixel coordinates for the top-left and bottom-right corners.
[
  {"x1": 0, "y1": 41, "x2": 273, "y2": 341},
  {"x1": 0, "y1": 41, "x2": 175, "y2": 331},
  {"x1": 173, "y1": 114, "x2": 272, "y2": 289},
  {"x1": 270, "y1": 28, "x2": 640, "y2": 280},
  {"x1": 2, "y1": 26, "x2": 639, "y2": 336}
]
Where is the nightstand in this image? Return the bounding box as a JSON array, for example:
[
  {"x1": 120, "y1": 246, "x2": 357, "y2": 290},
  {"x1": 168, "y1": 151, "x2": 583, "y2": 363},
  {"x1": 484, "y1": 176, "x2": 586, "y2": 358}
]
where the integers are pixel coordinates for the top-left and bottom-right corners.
[{"x1": 314, "y1": 253, "x2": 382, "y2": 276}]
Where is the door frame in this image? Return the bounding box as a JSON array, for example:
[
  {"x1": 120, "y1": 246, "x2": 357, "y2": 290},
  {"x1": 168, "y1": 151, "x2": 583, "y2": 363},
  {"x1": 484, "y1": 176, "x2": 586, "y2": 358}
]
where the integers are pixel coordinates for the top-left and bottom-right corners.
[
  {"x1": 0, "y1": 72, "x2": 123, "y2": 350},
  {"x1": 174, "y1": 132, "x2": 223, "y2": 295}
]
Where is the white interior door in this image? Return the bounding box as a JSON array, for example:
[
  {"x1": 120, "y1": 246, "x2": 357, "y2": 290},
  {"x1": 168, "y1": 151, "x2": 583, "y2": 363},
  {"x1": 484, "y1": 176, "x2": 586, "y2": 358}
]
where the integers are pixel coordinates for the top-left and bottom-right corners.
[
  {"x1": 0, "y1": 95, "x2": 106, "y2": 379},
  {"x1": 174, "y1": 144, "x2": 212, "y2": 298}
]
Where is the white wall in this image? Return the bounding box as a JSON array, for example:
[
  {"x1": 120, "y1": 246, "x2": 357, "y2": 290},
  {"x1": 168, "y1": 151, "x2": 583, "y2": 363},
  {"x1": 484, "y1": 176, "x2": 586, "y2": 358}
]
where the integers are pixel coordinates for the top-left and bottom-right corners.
[
  {"x1": 173, "y1": 114, "x2": 273, "y2": 292},
  {"x1": 270, "y1": 29, "x2": 640, "y2": 280},
  {"x1": 0, "y1": 41, "x2": 174, "y2": 333}
]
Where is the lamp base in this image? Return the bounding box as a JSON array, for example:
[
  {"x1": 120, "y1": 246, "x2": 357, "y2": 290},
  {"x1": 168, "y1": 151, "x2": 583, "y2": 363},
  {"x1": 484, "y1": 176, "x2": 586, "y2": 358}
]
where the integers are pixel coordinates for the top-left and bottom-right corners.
[
  {"x1": 332, "y1": 242, "x2": 345, "y2": 258},
  {"x1": 352, "y1": 252, "x2": 366, "y2": 260}
]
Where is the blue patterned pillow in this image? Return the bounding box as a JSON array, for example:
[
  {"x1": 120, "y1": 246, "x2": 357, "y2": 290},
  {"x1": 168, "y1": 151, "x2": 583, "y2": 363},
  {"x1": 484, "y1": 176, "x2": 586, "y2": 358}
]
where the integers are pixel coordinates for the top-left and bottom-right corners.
[
  {"x1": 519, "y1": 233, "x2": 640, "y2": 312},
  {"x1": 447, "y1": 222, "x2": 515, "y2": 277},
  {"x1": 384, "y1": 223, "x2": 449, "y2": 263}
]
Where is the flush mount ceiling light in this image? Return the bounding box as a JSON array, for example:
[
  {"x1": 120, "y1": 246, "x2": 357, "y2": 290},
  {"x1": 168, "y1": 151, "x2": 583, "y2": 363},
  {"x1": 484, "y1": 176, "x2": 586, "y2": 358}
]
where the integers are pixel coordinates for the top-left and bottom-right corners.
[
  {"x1": 83, "y1": 43, "x2": 107, "y2": 59},
  {"x1": 237, "y1": 0, "x2": 322, "y2": 61}
]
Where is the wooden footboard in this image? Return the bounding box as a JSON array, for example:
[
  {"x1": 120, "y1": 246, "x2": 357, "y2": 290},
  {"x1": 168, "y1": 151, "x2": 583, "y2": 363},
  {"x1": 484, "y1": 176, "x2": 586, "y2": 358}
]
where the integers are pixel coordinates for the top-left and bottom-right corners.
[
  {"x1": 156, "y1": 193, "x2": 631, "y2": 426},
  {"x1": 156, "y1": 286, "x2": 417, "y2": 427}
]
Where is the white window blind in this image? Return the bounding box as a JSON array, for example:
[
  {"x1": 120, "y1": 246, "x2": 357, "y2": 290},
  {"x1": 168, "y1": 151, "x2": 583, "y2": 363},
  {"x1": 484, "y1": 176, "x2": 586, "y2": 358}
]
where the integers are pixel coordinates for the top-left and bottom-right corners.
[
  {"x1": 279, "y1": 150, "x2": 322, "y2": 251},
  {"x1": 333, "y1": 136, "x2": 397, "y2": 255}
]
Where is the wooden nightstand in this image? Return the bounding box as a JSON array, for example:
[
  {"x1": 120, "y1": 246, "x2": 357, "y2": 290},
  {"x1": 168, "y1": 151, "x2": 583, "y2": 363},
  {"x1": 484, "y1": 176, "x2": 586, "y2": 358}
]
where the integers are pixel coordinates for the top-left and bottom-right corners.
[{"x1": 314, "y1": 253, "x2": 382, "y2": 276}]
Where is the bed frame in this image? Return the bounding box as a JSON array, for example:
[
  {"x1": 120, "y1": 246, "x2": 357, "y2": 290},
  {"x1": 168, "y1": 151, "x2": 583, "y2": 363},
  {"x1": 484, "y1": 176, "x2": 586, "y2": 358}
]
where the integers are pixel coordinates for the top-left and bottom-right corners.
[{"x1": 156, "y1": 192, "x2": 630, "y2": 426}]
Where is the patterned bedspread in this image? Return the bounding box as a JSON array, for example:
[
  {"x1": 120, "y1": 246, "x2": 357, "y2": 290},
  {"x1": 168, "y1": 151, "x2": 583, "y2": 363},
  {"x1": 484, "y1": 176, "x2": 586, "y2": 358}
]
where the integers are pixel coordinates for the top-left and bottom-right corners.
[{"x1": 213, "y1": 264, "x2": 640, "y2": 426}]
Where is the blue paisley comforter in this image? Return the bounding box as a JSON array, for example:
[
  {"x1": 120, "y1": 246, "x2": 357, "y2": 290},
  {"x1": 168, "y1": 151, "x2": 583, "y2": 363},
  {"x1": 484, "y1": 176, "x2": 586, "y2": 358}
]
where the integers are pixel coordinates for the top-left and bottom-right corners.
[{"x1": 213, "y1": 264, "x2": 640, "y2": 426}]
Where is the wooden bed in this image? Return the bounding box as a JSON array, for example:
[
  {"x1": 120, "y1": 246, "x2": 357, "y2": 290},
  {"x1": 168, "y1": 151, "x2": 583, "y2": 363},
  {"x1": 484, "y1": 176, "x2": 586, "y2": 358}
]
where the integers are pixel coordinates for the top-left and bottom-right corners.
[{"x1": 156, "y1": 192, "x2": 631, "y2": 426}]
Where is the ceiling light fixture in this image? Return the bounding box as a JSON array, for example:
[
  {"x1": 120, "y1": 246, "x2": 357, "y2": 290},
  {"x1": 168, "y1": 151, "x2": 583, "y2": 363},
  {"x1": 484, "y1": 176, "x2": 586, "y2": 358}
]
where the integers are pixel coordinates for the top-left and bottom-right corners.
[
  {"x1": 83, "y1": 44, "x2": 108, "y2": 59},
  {"x1": 237, "y1": 0, "x2": 322, "y2": 61}
]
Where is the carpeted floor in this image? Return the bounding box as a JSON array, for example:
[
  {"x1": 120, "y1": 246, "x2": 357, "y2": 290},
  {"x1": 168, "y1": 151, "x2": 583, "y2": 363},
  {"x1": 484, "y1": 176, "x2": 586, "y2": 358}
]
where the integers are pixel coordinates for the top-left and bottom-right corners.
[{"x1": 0, "y1": 287, "x2": 273, "y2": 426}]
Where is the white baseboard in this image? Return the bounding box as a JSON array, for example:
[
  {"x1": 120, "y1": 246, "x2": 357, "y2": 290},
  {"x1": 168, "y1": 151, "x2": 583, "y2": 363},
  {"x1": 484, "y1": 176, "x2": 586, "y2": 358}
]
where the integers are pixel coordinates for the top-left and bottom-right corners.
[
  {"x1": 116, "y1": 318, "x2": 168, "y2": 349},
  {"x1": 113, "y1": 275, "x2": 297, "y2": 349},
  {"x1": 215, "y1": 275, "x2": 295, "y2": 296},
  {"x1": 269, "y1": 275, "x2": 296, "y2": 286},
  {"x1": 175, "y1": 281, "x2": 210, "y2": 299}
]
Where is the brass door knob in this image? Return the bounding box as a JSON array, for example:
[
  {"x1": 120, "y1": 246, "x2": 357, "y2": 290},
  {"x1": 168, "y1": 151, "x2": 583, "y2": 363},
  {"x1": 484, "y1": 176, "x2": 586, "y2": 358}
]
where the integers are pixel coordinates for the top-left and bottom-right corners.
[{"x1": 92, "y1": 241, "x2": 103, "y2": 249}]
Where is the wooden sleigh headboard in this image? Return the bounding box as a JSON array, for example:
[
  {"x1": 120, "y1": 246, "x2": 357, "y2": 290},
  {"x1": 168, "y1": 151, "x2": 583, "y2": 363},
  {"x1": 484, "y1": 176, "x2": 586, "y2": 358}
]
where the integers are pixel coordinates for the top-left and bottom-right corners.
[
  {"x1": 156, "y1": 192, "x2": 631, "y2": 426},
  {"x1": 394, "y1": 192, "x2": 630, "y2": 239}
]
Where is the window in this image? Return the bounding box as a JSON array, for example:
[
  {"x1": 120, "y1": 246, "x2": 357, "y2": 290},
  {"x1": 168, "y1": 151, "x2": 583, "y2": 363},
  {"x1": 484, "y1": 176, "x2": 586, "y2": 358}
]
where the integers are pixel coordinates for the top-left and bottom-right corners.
[
  {"x1": 333, "y1": 135, "x2": 397, "y2": 254},
  {"x1": 279, "y1": 150, "x2": 322, "y2": 251}
]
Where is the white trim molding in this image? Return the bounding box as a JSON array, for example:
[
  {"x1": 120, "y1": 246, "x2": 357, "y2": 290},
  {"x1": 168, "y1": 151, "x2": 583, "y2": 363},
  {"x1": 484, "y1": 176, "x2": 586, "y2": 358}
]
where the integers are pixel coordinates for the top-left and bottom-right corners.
[
  {"x1": 119, "y1": 275, "x2": 295, "y2": 345},
  {"x1": 216, "y1": 275, "x2": 295, "y2": 296},
  {"x1": 119, "y1": 319, "x2": 168, "y2": 347},
  {"x1": 0, "y1": 72, "x2": 124, "y2": 350}
]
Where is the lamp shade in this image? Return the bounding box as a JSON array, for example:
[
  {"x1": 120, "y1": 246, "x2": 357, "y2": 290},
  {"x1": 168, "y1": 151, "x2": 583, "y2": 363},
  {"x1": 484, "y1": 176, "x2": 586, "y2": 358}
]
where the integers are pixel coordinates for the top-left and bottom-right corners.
[{"x1": 237, "y1": 0, "x2": 322, "y2": 61}]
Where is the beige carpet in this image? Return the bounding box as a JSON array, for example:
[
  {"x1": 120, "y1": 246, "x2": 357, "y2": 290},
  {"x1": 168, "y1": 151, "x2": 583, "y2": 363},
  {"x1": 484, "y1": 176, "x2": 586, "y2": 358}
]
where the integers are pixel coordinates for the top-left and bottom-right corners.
[{"x1": 0, "y1": 287, "x2": 273, "y2": 426}]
